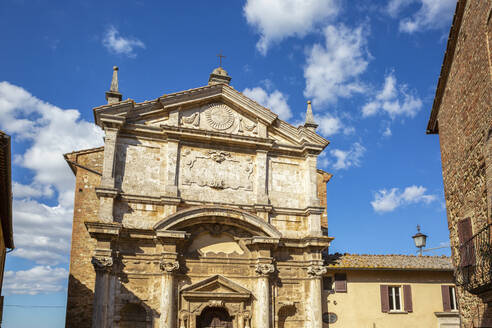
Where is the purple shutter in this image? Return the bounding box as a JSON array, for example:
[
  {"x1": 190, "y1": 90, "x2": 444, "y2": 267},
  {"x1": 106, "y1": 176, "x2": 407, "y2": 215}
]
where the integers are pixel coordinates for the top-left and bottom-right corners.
[
  {"x1": 441, "y1": 285, "x2": 451, "y2": 311},
  {"x1": 403, "y1": 285, "x2": 413, "y2": 312},
  {"x1": 334, "y1": 273, "x2": 347, "y2": 293},
  {"x1": 380, "y1": 285, "x2": 389, "y2": 313},
  {"x1": 458, "y1": 218, "x2": 475, "y2": 266}
]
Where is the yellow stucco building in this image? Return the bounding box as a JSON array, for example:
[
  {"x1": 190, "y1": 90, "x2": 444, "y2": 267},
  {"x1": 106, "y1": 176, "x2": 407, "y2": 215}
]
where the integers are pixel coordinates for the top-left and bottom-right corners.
[{"x1": 321, "y1": 254, "x2": 460, "y2": 328}]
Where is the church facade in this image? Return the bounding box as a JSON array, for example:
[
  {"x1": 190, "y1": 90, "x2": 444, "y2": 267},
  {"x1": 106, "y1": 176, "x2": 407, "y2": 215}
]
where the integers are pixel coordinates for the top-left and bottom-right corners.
[{"x1": 64, "y1": 66, "x2": 333, "y2": 328}]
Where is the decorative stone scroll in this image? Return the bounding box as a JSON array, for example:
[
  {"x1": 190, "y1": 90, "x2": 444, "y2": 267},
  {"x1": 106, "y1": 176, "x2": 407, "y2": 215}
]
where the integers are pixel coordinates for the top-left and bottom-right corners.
[
  {"x1": 181, "y1": 149, "x2": 254, "y2": 190},
  {"x1": 237, "y1": 117, "x2": 258, "y2": 135},
  {"x1": 307, "y1": 265, "x2": 327, "y2": 277},
  {"x1": 181, "y1": 112, "x2": 200, "y2": 127},
  {"x1": 205, "y1": 103, "x2": 235, "y2": 130},
  {"x1": 91, "y1": 256, "x2": 113, "y2": 272},
  {"x1": 255, "y1": 263, "x2": 275, "y2": 276},
  {"x1": 160, "y1": 260, "x2": 180, "y2": 273}
]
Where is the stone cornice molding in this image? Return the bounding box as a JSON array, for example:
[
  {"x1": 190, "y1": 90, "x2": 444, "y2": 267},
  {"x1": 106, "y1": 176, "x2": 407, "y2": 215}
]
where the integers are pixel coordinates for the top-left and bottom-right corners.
[
  {"x1": 99, "y1": 113, "x2": 126, "y2": 130},
  {"x1": 95, "y1": 187, "x2": 119, "y2": 199},
  {"x1": 156, "y1": 230, "x2": 190, "y2": 242},
  {"x1": 280, "y1": 236, "x2": 333, "y2": 249},
  {"x1": 85, "y1": 221, "x2": 122, "y2": 239}
]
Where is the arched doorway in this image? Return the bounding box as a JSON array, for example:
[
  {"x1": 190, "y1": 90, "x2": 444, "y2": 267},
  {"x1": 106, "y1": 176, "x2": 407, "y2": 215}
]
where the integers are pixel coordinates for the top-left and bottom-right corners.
[{"x1": 197, "y1": 306, "x2": 233, "y2": 328}]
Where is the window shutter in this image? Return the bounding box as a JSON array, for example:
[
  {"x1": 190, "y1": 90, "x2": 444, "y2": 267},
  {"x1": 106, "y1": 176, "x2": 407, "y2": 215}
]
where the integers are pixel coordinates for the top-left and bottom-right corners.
[
  {"x1": 380, "y1": 285, "x2": 389, "y2": 313},
  {"x1": 334, "y1": 273, "x2": 347, "y2": 293},
  {"x1": 441, "y1": 285, "x2": 451, "y2": 311},
  {"x1": 457, "y1": 218, "x2": 475, "y2": 266},
  {"x1": 403, "y1": 285, "x2": 413, "y2": 312}
]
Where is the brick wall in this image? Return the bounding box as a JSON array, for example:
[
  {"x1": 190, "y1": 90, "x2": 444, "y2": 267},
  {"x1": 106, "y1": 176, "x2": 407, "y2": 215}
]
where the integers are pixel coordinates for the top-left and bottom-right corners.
[
  {"x1": 435, "y1": 0, "x2": 492, "y2": 326},
  {"x1": 65, "y1": 149, "x2": 103, "y2": 328}
]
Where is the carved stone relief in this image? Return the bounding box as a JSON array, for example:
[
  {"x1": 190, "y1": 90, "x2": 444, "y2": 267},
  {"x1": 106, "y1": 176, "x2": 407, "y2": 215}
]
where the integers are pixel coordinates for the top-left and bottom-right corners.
[
  {"x1": 205, "y1": 103, "x2": 235, "y2": 130},
  {"x1": 180, "y1": 112, "x2": 200, "y2": 127},
  {"x1": 307, "y1": 265, "x2": 327, "y2": 277},
  {"x1": 179, "y1": 103, "x2": 259, "y2": 137},
  {"x1": 180, "y1": 149, "x2": 254, "y2": 190}
]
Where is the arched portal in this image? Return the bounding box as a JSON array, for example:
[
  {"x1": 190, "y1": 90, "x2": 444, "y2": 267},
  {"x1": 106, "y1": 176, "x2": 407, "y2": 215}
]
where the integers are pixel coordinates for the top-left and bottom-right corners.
[
  {"x1": 197, "y1": 306, "x2": 233, "y2": 328},
  {"x1": 153, "y1": 206, "x2": 282, "y2": 238}
]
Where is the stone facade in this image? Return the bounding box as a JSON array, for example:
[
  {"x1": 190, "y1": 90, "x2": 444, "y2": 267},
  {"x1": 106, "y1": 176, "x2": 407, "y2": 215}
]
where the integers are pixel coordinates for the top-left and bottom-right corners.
[
  {"x1": 64, "y1": 67, "x2": 333, "y2": 328},
  {"x1": 427, "y1": 0, "x2": 492, "y2": 327}
]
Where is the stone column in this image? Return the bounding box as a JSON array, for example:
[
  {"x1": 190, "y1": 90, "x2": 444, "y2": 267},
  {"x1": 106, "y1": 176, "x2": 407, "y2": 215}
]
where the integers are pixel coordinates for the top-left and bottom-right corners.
[
  {"x1": 254, "y1": 263, "x2": 275, "y2": 328},
  {"x1": 91, "y1": 256, "x2": 114, "y2": 328},
  {"x1": 306, "y1": 264, "x2": 327, "y2": 328},
  {"x1": 159, "y1": 259, "x2": 180, "y2": 328}
]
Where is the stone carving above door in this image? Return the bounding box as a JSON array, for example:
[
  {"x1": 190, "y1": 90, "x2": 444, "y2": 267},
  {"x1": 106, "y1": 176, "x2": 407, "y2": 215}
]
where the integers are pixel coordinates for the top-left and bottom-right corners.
[{"x1": 180, "y1": 149, "x2": 254, "y2": 191}]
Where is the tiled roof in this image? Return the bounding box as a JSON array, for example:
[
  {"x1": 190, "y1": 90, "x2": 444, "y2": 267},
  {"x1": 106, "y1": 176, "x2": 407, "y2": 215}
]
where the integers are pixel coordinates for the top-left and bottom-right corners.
[{"x1": 325, "y1": 253, "x2": 453, "y2": 271}]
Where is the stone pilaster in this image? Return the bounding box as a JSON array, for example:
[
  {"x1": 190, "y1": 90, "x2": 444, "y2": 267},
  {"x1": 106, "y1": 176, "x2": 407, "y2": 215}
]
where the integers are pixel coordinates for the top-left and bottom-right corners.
[
  {"x1": 306, "y1": 263, "x2": 327, "y2": 328},
  {"x1": 254, "y1": 263, "x2": 275, "y2": 328},
  {"x1": 91, "y1": 255, "x2": 115, "y2": 328},
  {"x1": 97, "y1": 116, "x2": 124, "y2": 223},
  {"x1": 255, "y1": 150, "x2": 269, "y2": 205},
  {"x1": 164, "y1": 138, "x2": 180, "y2": 198}
]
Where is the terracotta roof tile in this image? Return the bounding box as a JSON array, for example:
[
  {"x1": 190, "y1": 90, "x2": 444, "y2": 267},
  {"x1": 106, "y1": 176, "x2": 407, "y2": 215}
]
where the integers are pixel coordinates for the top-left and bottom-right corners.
[{"x1": 325, "y1": 253, "x2": 453, "y2": 271}]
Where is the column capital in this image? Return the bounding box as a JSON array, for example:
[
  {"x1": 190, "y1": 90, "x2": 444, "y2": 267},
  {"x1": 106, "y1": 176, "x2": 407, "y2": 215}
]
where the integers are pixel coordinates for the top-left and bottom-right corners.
[
  {"x1": 91, "y1": 256, "x2": 114, "y2": 273},
  {"x1": 160, "y1": 260, "x2": 180, "y2": 273},
  {"x1": 255, "y1": 263, "x2": 275, "y2": 277},
  {"x1": 307, "y1": 264, "x2": 327, "y2": 278}
]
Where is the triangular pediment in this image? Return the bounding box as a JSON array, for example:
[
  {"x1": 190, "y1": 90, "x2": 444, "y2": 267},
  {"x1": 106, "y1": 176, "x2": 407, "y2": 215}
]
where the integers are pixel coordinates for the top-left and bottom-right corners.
[
  {"x1": 93, "y1": 84, "x2": 329, "y2": 152},
  {"x1": 181, "y1": 275, "x2": 251, "y2": 300}
]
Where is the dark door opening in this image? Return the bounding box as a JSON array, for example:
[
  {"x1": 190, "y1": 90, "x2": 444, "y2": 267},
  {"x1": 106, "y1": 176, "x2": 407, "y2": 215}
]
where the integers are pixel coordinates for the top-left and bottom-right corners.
[{"x1": 197, "y1": 306, "x2": 233, "y2": 328}]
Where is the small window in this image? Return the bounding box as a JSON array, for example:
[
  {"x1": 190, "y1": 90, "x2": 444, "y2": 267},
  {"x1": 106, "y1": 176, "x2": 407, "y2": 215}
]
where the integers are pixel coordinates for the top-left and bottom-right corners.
[
  {"x1": 388, "y1": 286, "x2": 402, "y2": 311},
  {"x1": 449, "y1": 286, "x2": 457, "y2": 311},
  {"x1": 323, "y1": 276, "x2": 333, "y2": 291}
]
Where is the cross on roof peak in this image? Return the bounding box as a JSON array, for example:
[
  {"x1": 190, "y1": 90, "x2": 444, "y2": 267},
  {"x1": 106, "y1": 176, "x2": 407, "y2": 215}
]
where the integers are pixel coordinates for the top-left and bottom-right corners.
[{"x1": 217, "y1": 52, "x2": 226, "y2": 67}]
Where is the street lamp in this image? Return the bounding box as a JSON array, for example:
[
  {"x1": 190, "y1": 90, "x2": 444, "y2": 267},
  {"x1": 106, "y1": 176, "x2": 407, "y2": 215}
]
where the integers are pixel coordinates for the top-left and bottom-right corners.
[{"x1": 412, "y1": 225, "x2": 427, "y2": 256}]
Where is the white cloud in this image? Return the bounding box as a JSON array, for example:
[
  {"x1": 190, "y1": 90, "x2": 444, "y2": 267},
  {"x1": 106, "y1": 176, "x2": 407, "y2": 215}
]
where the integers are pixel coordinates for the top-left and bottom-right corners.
[
  {"x1": 243, "y1": 87, "x2": 293, "y2": 120},
  {"x1": 102, "y1": 25, "x2": 145, "y2": 58},
  {"x1": 304, "y1": 24, "x2": 370, "y2": 107},
  {"x1": 0, "y1": 81, "x2": 103, "y2": 264},
  {"x1": 386, "y1": 0, "x2": 456, "y2": 33},
  {"x1": 12, "y1": 182, "x2": 53, "y2": 199},
  {"x1": 317, "y1": 114, "x2": 343, "y2": 136},
  {"x1": 371, "y1": 185, "x2": 437, "y2": 213},
  {"x1": 330, "y1": 142, "x2": 366, "y2": 170},
  {"x1": 3, "y1": 266, "x2": 68, "y2": 295},
  {"x1": 243, "y1": 0, "x2": 339, "y2": 55},
  {"x1": 362, "y1": 72, "x2": 422, "y2": 119}
]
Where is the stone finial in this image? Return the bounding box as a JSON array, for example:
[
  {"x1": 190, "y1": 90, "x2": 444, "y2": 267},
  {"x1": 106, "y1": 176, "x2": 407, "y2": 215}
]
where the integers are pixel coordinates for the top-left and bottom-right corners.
[
  {"x1": 208, "y1": 66, "x2": 232, "y2": 85},
  {"x1": 105, "y1": 66, "x2": 122, "y2": 104},
  {"x1": 304, "y1": 100, "x2": 318, "y2": 130}
]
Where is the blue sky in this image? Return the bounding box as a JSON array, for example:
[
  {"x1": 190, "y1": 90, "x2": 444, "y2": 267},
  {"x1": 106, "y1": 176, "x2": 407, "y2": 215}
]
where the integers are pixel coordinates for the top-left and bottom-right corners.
[{"x1": 0, "y1": 0, "x2": 456, "y2": 326}]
